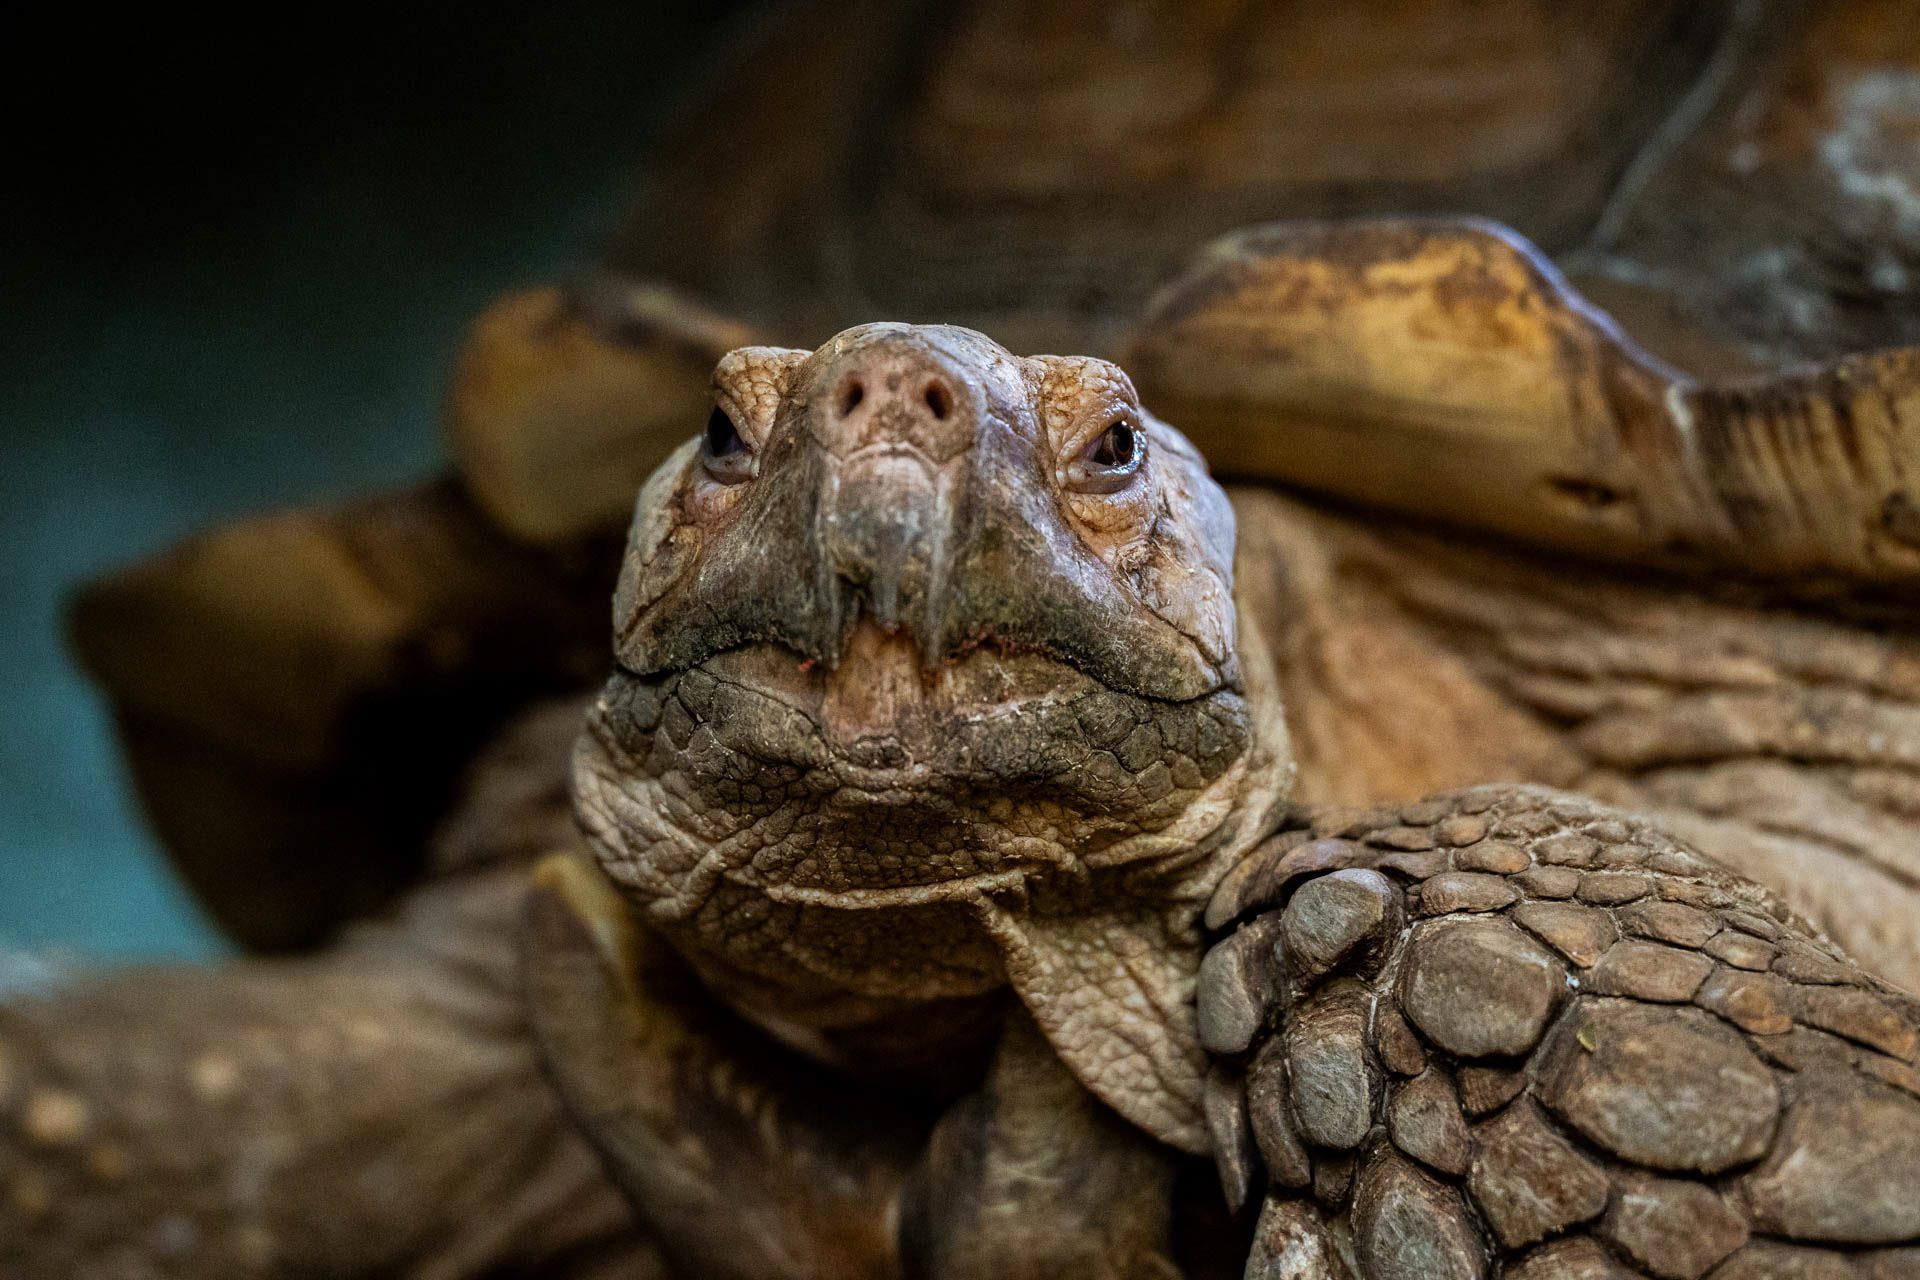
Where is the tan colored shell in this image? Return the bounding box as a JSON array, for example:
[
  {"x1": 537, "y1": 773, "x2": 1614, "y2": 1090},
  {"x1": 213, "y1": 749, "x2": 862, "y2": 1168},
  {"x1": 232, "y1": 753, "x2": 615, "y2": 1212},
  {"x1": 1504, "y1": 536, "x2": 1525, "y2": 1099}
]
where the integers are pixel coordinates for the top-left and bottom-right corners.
[
  {"x1": 447, "y1": 280, "x2": 757, "y2": 545},
  {"x1": 615, "y1": 0, "x2": 1920, "y2": 367},
  {"x1": 1126, "y1": 217, "x2": 1920, "y2": 588}
]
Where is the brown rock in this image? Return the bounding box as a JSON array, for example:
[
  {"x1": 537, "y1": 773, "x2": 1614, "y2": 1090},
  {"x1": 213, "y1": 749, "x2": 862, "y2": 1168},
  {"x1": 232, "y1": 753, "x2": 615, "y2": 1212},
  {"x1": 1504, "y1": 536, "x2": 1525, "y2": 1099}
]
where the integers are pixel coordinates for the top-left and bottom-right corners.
[
  {"x1": 1286, "y1": 980, "x2": 1377, "y2": 1149},
  {"x1": 1352, "y1": 1151, "x2": 1487, "y2": 1280},
  {"x1": 1578, "y1": 872, "x2": 1653, "y2": 906},
  {"x1": 1537, "y1": 999, "x2": 1779, "y2": 1173},
  {"x1": 1418, "y1": 871, "x2": 1519, "y2": 915},
  {"x1": 1400, "y1": 918, "x2": 1565, "y2": 1058},
  {"x1": 1388, "y1": 1069, "x2": 1470, "y2": 1176},
  {"x1": 1246, "y1": 1038, "x2": 1311, "y2": 1189},
  {"x1": 1704, "y1": 931, "x2": 1776, "y2": 972},
  {"x1": 1506, "y1": 1238, "x2": 1640, "y2": 1279},
  {"x1": 1790, "y1": 986, "x2": 1919, "y2": 1061},
  {"x1": 1604, "y1": 1173, "x2": 1749, "y2": 1279},
  {"x1": 1514, "y1": 865, "x2": 1581, "y2": 899},
  {"x1": 1618, "y1": 901, "x2": 1718, "y2": 950},
  {"x1": 1197, "y1": 912, "x2": 1286, "y2": 1054},
  {"x1": 1695, "y1": 968, "x2": 1792, "y2": 1036},
  {"x1": 1742, "y1": 1081, "x2": 1920, "y2": 1243},
  {"x1": 1278, "y1": 869, "x2": 1398, "y2": 985},
  {"x1": 1456, "y1": 840, "x2": 1529, "y2": 874},
  {"x1": 1514, "y1": 901, "x2": 1618, "y2": 968},
  {"x1": 1467, "y1": 1099, "x2": 1610, "y2": 1248},
  {"x1": 1588, "y1": 941, "x2": 1714, "y2": 1003},
  {"x1": 1203, "y1": 1063, "x2": 1256, "y2": 1213}
]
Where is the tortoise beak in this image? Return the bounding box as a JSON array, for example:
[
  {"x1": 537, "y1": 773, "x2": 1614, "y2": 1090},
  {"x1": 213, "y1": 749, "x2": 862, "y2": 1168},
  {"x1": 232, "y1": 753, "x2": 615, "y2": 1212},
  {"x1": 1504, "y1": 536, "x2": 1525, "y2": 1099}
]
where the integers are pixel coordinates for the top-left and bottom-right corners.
[{"x1": 810, "y1": 334, "x2": 978, "y2": 659}]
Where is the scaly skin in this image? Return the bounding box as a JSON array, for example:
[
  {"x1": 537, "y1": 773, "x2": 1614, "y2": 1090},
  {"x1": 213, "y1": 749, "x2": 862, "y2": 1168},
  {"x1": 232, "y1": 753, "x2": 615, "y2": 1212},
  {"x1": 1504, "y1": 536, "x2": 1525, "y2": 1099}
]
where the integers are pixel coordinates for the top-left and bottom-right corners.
[{"x1": 1204, "y1": 788, "x2": 1920, "y2": 1278}]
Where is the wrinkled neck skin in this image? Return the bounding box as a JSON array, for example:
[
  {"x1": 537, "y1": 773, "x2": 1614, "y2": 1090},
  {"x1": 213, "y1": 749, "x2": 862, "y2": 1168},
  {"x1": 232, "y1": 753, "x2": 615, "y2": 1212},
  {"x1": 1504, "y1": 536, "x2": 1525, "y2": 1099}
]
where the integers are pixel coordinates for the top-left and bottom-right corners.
[
  {"x1": 570, "y1": 324, "x2": 1295, "y2": 1150},
  {"x1": 571, "y1": 596, "x2": 1291, "y2": 1147}
]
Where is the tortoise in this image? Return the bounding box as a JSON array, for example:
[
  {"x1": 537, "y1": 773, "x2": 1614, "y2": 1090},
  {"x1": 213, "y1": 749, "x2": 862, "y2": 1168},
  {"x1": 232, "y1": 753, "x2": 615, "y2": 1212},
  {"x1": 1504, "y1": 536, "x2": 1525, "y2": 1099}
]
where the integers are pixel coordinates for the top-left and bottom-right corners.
[
  {"x1": 60, "y1": 0, "x2": 1920, "y2": 961},
  {"x1": 7, "y1": 297, "x2": 1920, "y2": 1276},
  {"x1": 8, "y1": 0, "x2": 1920, "y2": 1272}
]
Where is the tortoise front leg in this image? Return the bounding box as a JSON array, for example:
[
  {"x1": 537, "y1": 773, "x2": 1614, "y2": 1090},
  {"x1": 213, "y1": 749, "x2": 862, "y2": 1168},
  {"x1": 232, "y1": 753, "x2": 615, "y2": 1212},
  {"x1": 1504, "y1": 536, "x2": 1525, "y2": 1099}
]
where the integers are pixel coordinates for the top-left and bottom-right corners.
[
  {"x1": 897, "y1": 1009, "x2": 1184, "y2": 1280},
  {"x1": 0, "y1": 871, "x2": 653, "y2": 1279},
  {"x1": 524, "y1": 855, "x2": 935, "y2": 1280},
  {"x1": 1200, "y1": 787, "x2": 1920, "y2": 1279}
]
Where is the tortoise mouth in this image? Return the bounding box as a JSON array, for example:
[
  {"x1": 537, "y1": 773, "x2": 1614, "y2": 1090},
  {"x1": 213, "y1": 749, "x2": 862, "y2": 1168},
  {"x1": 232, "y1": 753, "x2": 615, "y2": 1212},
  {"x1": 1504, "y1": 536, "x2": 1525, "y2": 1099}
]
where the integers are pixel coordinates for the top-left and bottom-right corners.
[
  {"x1": 694, "y1": 622, "x2": 1125, "y2": 770},
  {"x1": 585, "y1": 627, "x2": 1255, "y2": 902}
]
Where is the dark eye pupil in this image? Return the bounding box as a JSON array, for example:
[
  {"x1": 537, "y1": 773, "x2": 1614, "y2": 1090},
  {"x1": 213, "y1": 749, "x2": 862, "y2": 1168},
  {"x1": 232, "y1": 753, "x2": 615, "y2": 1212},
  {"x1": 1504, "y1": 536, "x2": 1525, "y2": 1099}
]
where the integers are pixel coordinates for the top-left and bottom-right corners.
[
  {"x1": 1093, "y1": 421, "x2": 1136, "y2": 468},
  {"x1": 704, "y1": 407, "x2": 744, "y2": 457}
]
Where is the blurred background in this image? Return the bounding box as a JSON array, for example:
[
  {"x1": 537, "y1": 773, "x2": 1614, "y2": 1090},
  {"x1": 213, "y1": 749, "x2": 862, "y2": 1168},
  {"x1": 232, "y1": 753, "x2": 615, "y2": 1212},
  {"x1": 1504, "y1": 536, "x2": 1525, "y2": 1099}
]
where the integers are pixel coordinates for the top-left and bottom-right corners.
[
  {"x1": 1, "y1": 4, "x2": 754, "y2": 959},
  {"x1": 4, "y1": 0, "x2": 1914, "y2": 962}
]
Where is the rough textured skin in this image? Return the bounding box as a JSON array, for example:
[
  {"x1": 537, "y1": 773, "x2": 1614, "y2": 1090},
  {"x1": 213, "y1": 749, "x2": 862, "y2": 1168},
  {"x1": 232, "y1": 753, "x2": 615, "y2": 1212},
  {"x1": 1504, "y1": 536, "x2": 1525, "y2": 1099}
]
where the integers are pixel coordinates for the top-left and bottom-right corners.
[
  {"x1": 570, "y1": 323, "x2": 1293, "y2": 1152},
  {"x1": 523, "y1": 855, "x2": 926, "y2": 1280},
  {"x1": 897, "y1": 1011, "x2": 1181, "y2": 1280},
  {"x1": 1204, "y1": 786, "x2": 1920, "y2": 1279},
  {"x1": 1229, "y1": 490, "x2": 1920, "y2": 994}
]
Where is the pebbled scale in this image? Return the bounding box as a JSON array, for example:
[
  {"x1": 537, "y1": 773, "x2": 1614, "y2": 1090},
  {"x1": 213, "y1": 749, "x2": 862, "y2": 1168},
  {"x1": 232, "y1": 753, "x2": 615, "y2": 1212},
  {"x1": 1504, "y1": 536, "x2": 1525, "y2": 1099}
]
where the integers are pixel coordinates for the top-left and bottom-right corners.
[{"x1": 1201, "y1": 785, "x2": 1920, "y2": 1280}]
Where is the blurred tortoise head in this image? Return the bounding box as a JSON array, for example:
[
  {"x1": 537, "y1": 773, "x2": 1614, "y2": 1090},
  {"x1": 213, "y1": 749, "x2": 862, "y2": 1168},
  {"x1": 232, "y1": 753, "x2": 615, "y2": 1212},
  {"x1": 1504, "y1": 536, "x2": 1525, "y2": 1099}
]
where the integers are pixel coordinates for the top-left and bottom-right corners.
[{"x1": 571, "y1": 322, "x2": 1292, "y2": 1147}]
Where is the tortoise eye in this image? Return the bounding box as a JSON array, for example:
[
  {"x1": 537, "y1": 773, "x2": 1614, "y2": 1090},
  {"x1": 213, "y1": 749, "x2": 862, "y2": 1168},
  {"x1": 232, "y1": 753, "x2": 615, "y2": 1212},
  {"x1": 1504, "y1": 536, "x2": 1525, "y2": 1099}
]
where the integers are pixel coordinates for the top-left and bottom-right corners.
[
  {"x1": 1069, "y1": 417, "x2": 1146, "y2": 494},
  {"x1": 1091, "y1": 420, "x2": 1137, "y2": 468},
  {"x1": 702, "y1": 407, "x2": 753, "y2": 483}
]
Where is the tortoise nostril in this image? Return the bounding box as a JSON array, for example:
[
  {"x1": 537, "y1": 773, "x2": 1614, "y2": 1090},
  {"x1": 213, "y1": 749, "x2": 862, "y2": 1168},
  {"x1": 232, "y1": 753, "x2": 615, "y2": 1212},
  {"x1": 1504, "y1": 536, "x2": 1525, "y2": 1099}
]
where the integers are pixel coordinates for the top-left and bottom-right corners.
[
  {"x1": 923, "y1": 379, "x2": 953, "y2": 420},
  {"x1": 838, "y1": 379, "x2": 866, "y2": 418}
]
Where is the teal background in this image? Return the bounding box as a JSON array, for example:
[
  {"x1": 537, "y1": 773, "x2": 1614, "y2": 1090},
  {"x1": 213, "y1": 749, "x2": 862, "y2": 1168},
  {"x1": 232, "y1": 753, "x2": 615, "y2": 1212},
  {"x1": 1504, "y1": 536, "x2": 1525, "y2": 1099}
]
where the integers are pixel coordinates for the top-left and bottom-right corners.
[{"x1": 0, "y1": 7, "x2": 744, "y2": 962}]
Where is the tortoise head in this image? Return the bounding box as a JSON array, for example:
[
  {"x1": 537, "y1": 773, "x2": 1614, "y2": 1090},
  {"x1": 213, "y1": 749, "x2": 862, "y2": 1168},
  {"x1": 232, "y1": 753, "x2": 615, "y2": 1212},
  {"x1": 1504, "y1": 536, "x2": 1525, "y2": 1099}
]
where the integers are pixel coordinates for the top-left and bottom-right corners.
[{"x1": 571, "y1": 323, "x2": 1291, "y2": 1148}]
